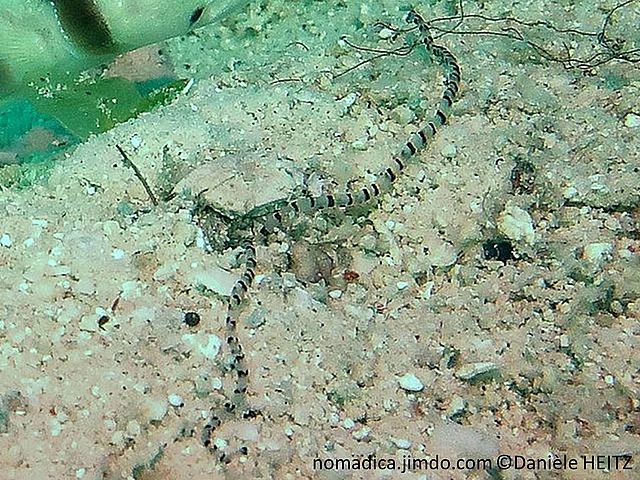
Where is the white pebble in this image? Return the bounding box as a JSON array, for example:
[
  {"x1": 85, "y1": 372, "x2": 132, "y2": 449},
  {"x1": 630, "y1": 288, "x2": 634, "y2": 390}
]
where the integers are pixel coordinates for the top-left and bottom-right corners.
[
  {"x1": 396, "y1": 281, "x2": 409, "y2": 290},
  {"x1": 378, "y1": 27, "x2": 394, "y2": 39},
  {"x1": 398, "y1": 373, "x2": 424, "y2": 392},
  {"x1": 329, "y1": 289, "x2": 343, "y2": 299},
  {"x1": 582, "y1": 242, "x2": 613, "y2": 264},
  {"x1": 168, "y1": 394, "x2": 184, "y2": 407},
  {"x1": 126, "y1": 420, "x2": 141, "y2": 437},
  {"x1": 0, "y1": 233, "x2": 12, "y2": 247},
  {"x1": 343, "y1": 418, "x2": 356, "y2": 429},
  {"x1": 352, "y1": 426, "x2": 371, "y2": 440},
  {"x1": 130, "y1": 134, "x2": 142, "y2": 149},
  {"x1": 337, "y1": 92, "x2": 358, "y2": 114},
  {"x1": 391, "y1": 437, "x2": 412, "y2": 449},
  {"x1": 448, "y1": 396, "x2": 467, "y2": 416},
  {"x1": 456, "y1": 362, "x2": 499, "y2": 380},
  {"x1": 111, "y1": 248, "x2": 125, "y2": 260},
  {"x1": 624, "y1": 113, "x2": 640, "y2": 128},
  {"x1": 562, "y1": 186, "x2": 578, "y2": 199},
  {"x1": 211, "y1": 377, "x2": 223, "y2": 390},
  {"x1": 440, "y1": 143, "x2": 457, "y2": 158},
  {"x1": 498, "y1": 202, "x2": 535, "y2": 245},
  {"x1": 351, "y1": 138, "x2": 368, "y2": 150}
]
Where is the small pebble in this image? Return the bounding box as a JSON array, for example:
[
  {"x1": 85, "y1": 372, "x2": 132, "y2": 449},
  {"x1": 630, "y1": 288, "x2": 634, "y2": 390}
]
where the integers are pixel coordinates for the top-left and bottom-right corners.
[
  {"x1": 343, "y1": 418, "x2": 355, "y2": 429},
  {"x1": 398, "y1": 373, "x2": 424, "y2": 392},
  {"x1": 211, "y1": 377, "x2": 223, "y2": 390},
  {"x1": 0, "y1": 233, "x2": 12, "y2": 247},
  {"x1": 111, "y1": 248, "x2": 125, "y2": 260},
  {"x1": 396, "y1": 281, "x2": 409, "y2": 290},
  {"x1": 126, "y1": 420, "x2": 141, "y2": 437},
  {"x1": 448, "y1": 396, "x2": 467, "y2": 417},
  {"x1": 378, "y1": 27, "x2": 394, "y2": 39},
  {"x1": 130, "y1": 134, "x2": 142, "y2": 149},
  {"x1": 441, "y1": 143, "x2": 457, "y2": 158},
  {"x1": 391, "y1": 437, "x2": 412, "y2": 449},
  {"x1": 168, "y1": 394, "x2": 184, "y2": 407},
  {"x1": 498, "y1": 203, "x2": 535, "y2": 245},
  {"x1": 351, "y1": 138, "x2": 368, "y2": 150},
  {"x1": 183, "y1": 311, "x2": 201, "y2": 327},
  {"x1": 328, "y1": 289, "x2": 343, "y2": 299},
  {"x1": 562, "y1": 186, "x2": 578, "y2": 199},
  {"x1": 456, "y1": 362, "x2": 499, "y2": 381},
  {"x1": 582, "y1": 242, "x2": 613, "y2": 264},
  {"x1": 282, "y1": 272, "x2": 297, "y2": 288},
  {"x1": 624, "y1": 112, "x2": 640, "y2": 128},
  {"x1": 352, "y1": 426, "x2": 371, "y2": 440}
]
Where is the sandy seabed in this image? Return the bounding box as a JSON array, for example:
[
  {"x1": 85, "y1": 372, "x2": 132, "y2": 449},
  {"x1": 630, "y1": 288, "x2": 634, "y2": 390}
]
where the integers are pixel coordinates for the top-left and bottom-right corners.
[{"x1": 1, "y1": 1, "x2": 639, "y2": 479}]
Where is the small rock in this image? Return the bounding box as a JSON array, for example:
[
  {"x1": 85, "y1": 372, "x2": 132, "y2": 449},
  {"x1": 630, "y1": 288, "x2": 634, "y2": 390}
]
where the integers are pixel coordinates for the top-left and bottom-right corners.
[
  {"x1": 624, "y1": 112, "x2": 640, "y2": 128},
  {"x1": 441, "y1": 143, "x2": 457, "y2": 158},
  {"x1": 126, "y1": 420, "x2": 141, "y2": 437},
  {"x1": 351, "y1": 138, "x2": 368, "y2": 150},
  {"x1": 378, "y1": 27, "x2": 395, "y2": 39},
  {"x1": 352, "y1": 426, "x2": 371, "y2": 441},
  {"x1": 582, "y1": 242, "x2": 613, "y2": 264},
  {"x1": 337, "y1": 92, "x2": 358, "y2": 114},
  {"x1": 183, "y1": 311, "x2": 201, "y2": 327},
  {"x1": 562, "y1": 186, "x2": 578, "y2": 199},
  {"x1": 282, "y1": 272, "x2": 297, "y2": 288},
  {"x1": 130, "y1": 134, "x2": 142, "y2": 148},
  {"x1": 391, "y1": 105, "x2": 415, "y2": 125},
  {"x1": 245, "y1": 308, "x2": 267, "y2": 328},
  {"x1": 456, "y1": 362, "x2": 499, "y2": 381},
  {"x1": 111, "y1": 248, "x2": 125, "y2": 260},
  {"x1": 0, "y1": 233, "x2": 12, "y2": 247},
  {"x1": 427, "y1": 241, "x2": 458, "y2": 268},
  {"x1": 391, "y1": 437, "x2": 412, "y2": 449},
  {"x1": 498, "y1": 202, "x2": 535, "y2": 245},
  {"x1": 448, "y1": 396, "x2": 467, "y2": 417},
  {"x1": 211, "y1": 377, "x2": 223, "y2": 390},
  {"x1": 398, "y1": 373, "x2": 424, "y2": 392},
  {"x1": 168, "y1": 394, "x2": 184, "y2": 407},
  {"x1": 181, "y1": 333, "x2": 222, "y2": 360},
  {"x1": 396, "y1": 281, "x2": 409, "y2": 290}
]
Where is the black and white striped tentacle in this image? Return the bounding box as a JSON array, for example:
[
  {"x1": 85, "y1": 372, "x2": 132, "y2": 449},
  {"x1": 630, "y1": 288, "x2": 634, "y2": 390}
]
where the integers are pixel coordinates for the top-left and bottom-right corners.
[
  {"x1": 257, "y1": 10, "x2": 461, "y2": 236},
  {"x1": 225, "y1": 241, "x2": 256, "y2": 403},
  {"x1": 202, "y1": 242, "x2": 257, "y2": 458}
]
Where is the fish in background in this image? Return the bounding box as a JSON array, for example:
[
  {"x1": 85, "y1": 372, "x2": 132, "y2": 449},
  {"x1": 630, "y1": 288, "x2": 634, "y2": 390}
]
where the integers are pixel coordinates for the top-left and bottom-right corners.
[{"x1": 0, "y1": 0, "x2": 251, "y2": 141}]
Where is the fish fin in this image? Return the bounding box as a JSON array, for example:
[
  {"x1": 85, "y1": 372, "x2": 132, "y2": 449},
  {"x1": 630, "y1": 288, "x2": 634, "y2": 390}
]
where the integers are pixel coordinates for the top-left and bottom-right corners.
[
  {"x1": 0, "y1": 3, "x2": 83, "y2": 87},
  {"x1": 26, "y1": 77, "x2": 144, "y2": 140}
]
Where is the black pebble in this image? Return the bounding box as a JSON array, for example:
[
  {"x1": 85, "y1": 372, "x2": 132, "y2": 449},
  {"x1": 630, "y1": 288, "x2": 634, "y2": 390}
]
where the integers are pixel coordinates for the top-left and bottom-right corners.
[
  {"x1": 184, "y1": 311, "x2": 201, "y2": 327},
  {"x1": 482, "y1": 239, "x2": 515, "y2": 262}
]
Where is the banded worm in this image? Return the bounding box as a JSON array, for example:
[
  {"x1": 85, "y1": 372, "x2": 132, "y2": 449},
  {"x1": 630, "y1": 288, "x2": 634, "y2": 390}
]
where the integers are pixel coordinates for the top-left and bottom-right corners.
[
  {"x1": 201, "y1": 241, "x2": 258, "y2": 461},
  {"x1": 199, "y1": 9, "x2": 461, "y2": 459},
  {"x1": 250, "y1": 10, "x2": 461, "y2": 236}
]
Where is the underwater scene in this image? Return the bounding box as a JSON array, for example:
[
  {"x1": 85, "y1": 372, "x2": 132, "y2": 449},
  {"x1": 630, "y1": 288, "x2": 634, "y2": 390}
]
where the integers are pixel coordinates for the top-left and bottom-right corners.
[{"x1": 0, "y1": 0, "x2": 639, "y2": 478}]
